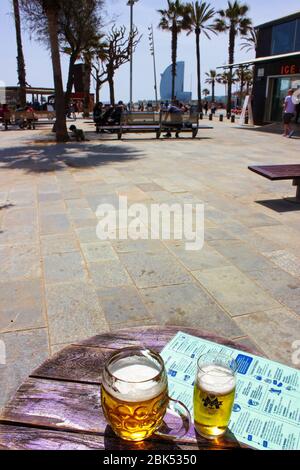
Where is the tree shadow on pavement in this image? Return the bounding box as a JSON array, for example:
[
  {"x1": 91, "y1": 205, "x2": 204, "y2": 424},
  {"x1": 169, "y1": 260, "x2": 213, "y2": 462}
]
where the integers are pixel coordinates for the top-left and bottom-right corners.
[{"x1": 0, "y1": 143, "x2": 143, "y2": 173}]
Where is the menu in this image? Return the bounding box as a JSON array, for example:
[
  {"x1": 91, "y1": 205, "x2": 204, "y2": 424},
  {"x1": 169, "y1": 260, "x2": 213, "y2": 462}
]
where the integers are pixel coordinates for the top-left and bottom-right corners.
[{"x1": 160, "y1": 332, "x2": 300, "y2": 450}]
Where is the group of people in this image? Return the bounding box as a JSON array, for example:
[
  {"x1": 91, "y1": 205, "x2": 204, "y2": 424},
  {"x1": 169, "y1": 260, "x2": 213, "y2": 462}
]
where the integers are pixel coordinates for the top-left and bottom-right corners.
[
  {"x1": 283, "y1": 89, "x2": 300, "y2": 138},
  {"x1": 0, "y1": 103, "x2": 35, "y2": 129},
  {"x1": 93, "y1": 101, "x2": 126, "y2": 129},
  {"x1": 66, "y1": 100, "x2": 84, "y2": 119}
]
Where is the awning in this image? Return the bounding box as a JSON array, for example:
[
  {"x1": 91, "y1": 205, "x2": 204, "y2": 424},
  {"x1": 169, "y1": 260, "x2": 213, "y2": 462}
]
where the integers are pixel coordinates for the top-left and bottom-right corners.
[{"x1": 217, "y1": 51, "x2": 300, "y2": 69}]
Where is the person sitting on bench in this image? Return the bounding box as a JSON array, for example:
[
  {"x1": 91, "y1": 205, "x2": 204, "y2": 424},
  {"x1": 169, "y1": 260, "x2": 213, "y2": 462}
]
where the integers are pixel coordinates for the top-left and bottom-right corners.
[
  {"x1": 93, "y1": 102, "x2": 103, "y2": 128},
  {"x1": 164, "y1": 101, "x2": 183, "y2": 138},
  {"x1": 110, "y1": 101, "x2": 125, "y2": 126}
]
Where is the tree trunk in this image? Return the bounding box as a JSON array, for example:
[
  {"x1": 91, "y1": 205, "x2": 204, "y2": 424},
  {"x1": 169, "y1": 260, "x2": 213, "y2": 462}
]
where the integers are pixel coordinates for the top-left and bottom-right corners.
[
  {"x1": 45, "y1": 7, "x2": 68, "y2": 142},
  {"x1": 171, "y1": 22, "x2": 177, "y2": 102},
  {"x1": 83, "y1": 57, "x2": 91, "y2": 118},
  {"x1": 212, "y1": 80, "x2": 215, "y2": 103},
  {"x1": 108, "y1": 70, "x2": 115, "y2": 106},
  {"x1": 95, "y1": 77, "x2": 100, "y2": 104},
  {"x1": 65, "y1": 52, "x2": 77, "y2": 109},
  {"x1": 195, "y1": 29, "x2": 202, "y2": 112},
  {"x1": 13, "y1": 0, "x2": 26, "y2": 107},
  {"x1": 227, "y1": 25, "x2": 236, "y2": 114}
]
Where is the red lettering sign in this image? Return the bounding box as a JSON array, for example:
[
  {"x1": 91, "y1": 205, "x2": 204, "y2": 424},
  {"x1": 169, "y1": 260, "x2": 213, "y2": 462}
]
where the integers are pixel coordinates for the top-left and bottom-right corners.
[{"x1": 281, "y1": 64, "x2": 299, "y2": 75}]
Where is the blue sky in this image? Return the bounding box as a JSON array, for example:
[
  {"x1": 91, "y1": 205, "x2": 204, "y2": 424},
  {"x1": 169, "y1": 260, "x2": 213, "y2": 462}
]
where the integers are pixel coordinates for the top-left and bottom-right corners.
[{"x1": 1, "y1": 0, "x2": 300, "y2": 101}]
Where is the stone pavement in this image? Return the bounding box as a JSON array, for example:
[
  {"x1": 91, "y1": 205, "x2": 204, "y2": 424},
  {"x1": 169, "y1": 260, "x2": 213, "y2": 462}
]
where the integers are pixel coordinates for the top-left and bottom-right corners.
[{"x1": 0, "y1": 119, "x2": 300, "y2": 410}]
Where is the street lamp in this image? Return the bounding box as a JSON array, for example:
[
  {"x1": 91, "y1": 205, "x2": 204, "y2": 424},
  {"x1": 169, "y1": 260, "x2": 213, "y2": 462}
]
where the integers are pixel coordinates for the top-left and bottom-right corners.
[
  {"x1": 127, "y1": 0, "x2": 139, "y2": 110},
  {"x1": 148, "y1": 25, "x2": 158, "y2": 106}
]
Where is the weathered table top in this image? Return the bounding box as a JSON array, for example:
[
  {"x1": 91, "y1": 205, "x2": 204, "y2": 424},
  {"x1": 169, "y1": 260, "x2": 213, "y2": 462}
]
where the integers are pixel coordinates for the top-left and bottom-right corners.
[
  {"x1": 249, "y1": 164, "x2": 300, "y2": 181},
  {"x1": 0, "y1": 326, "x2": 259, "y2": 451}
]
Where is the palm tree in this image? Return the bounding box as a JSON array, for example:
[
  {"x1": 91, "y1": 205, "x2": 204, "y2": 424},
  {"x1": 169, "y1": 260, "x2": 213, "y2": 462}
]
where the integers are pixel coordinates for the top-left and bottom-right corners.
[
  {"x1": 241, "y1": 27, "x2": 258, "y2": 53},
  {"x1": 205, "y1": 69, "x2": 221, "y2": 103},
  {"x1": 214, "y1": 1, "x2": 252, "y2": 113},
  {"x1": 219, "y1": 70, "x2": 237, "y2": 100},
  {"x1": 184, "y1": 1, "x2": 215, "y2": 112},
  {"x1": 158, "y1": 0, "x2": 188, "y2": 101},
  {"x1": 41, "y1": 0, "x2": 68, "y2": 142},
  {"x1": 13, "y1": 0, "x2": 27, "y2": 107},
  {"x1": 235, "y1": 66, "x2": 253, "y2": 101}
]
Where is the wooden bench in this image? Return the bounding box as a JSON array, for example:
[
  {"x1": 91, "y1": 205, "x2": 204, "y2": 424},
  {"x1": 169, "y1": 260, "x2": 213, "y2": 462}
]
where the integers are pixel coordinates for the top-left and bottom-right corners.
[
  {"x1": 95, "y1": 111, "x2": 212, "y2": 140},
  {"x1": 160, "y1": 111, "x2": 200, "y2": 138},
  {"x1": 34, "y1": 110, "x2": 55, "y2": 121},
  {"x1": 249, "y1": 164, "x2": 300, "y2": 202},
  {"x1": 2, "y1": 111, "x2": 36, "y2": 130}
]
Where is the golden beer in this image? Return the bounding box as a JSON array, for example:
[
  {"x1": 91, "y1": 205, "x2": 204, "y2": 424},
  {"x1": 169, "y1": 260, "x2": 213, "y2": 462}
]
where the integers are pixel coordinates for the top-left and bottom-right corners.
[
  {"x1": 101, "y1": 349, "x2": 169, "y2": 442},
  {"x1": 194, "y1": 355, "x2": 237, "y2": 439},
  {"x1": 101, "y1": 382, "x2": 168, "y2": 441}
]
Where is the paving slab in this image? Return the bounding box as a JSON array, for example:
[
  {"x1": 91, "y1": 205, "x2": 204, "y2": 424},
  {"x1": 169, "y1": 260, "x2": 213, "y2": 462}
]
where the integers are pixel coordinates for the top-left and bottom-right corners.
[
  {"x1": 140, "y1": 283, "x2": 243, "y2": 338},
  {"x1": 88, "y1": 259, "x2": 132, "y2": 288},
  {"x1": 210, "y1": 239, "x2": 275, "y2": 272},
  {"x1": 81, "y1": 242, "x2": 118, "y2": 262},
  {"x1": 248, "y1": 267, "x2": 300, "y2": 315},
  {"x1": 193, "y1": 266, "x2": 281, "y2": 316},
  {"x1": 166, "y1": 241, "x2": 231, "y2": 271},
  {"x1": 41, "y1": 234, "x2": 79, "y2": 256},
  {"x1": 235, "y1": 308, "x2": 300, "y2": 367},
  {"x1": 96, "y1": 286, "x2": 153, "y2": 327},
  {"x1": 46, "y1": 281, "x2": 109, "y2": 345},
  {"x1": 0, "y1": 328, "x2": 49, "y2": 411},
  {"x1": 43, "y1": 252, "x2": 87, "y2": 284},
  {"x1": 119, "y1": 252, "x2": 192, "y2": 288},
  {"x1": 0, "y1": 244, "x2": 41, "y2": 280},
  {"x1": 0, "y1": 279, "x2": 45, "y2": 333},
  {"x1": 262, "y1": 250, "x2": 300, "y2": 278},
  {"x1": 40, "y1": 213, "x2": 71, "y2": 235}
]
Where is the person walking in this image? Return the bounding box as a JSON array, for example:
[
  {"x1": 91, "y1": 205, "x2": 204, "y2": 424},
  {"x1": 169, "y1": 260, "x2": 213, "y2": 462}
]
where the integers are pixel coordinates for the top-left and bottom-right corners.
[
  {"x1": 283, "y1": 89, "x2": 296, "y2": 138},
  {"x1": 204, "y1": 101, "x2": 209, "y2": 115}
]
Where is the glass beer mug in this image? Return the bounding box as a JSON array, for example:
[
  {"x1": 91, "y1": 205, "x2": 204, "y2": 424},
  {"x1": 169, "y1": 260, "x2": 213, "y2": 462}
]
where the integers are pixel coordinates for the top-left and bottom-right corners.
[
  {"x1": 194, "y1": 352, "x2": 237, "y2": 439},
  {"x1": 101, "y1": 347, "x2": 191, "y2": 442}
]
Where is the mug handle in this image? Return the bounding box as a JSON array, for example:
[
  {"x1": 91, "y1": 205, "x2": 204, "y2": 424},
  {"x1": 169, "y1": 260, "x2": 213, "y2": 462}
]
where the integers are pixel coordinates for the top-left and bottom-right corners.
[{"x1": 155, "y1": 396, "x2": 191, "y2": 441}]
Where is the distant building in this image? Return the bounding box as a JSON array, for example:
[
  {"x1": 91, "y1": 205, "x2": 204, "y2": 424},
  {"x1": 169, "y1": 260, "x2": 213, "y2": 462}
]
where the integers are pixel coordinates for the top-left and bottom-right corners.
[{"x1": 160, "y1": 61, "x2": 192, "y2": 102}]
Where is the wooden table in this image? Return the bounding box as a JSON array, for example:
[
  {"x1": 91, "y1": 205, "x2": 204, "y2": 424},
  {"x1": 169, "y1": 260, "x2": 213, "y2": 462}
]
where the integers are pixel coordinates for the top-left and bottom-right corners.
[
  {"x1": 249, "y1": 164, "x2": 300, "y2": 202},
  {"x1": 0, "y1": 326, "x2": 259, "y2": 451}
]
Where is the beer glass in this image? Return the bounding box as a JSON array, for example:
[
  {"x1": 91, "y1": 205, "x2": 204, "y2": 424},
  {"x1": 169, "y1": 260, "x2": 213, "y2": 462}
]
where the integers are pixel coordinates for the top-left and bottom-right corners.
[
  {"x1": 101, "y1": 347, "x2": 191, "y2": 442},
  {"x1": 194, "y1": 352, "x2": 237, "y2": 439}
]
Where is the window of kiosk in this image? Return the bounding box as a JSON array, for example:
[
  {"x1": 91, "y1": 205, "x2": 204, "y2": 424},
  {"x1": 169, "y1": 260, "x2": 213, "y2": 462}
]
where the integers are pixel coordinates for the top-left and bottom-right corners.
[{"x1": 271, "y1": 21, "x2": 296, "y2": 54}]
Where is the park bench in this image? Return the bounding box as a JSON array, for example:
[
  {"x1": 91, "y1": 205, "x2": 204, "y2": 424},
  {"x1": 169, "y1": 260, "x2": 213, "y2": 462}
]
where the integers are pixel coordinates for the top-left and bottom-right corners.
[
  {"x1": 160, "y1": 111, "x2": 200, "y2": 138},
  {"x1": 95, "y1": 112, "x2": 161, "y2": 138},
  {"x1": 248, "y1": 164, "x2": 300, "y2": 202},
  {"x1": 2, "y1": 110, "x2": 36, "y2": 130},
  {"x1": 95, "y1": 111, "x2": 212, "y2": 139},
  {"x1": 34, "y1": 110, "x2": 55, "y2": 121}
]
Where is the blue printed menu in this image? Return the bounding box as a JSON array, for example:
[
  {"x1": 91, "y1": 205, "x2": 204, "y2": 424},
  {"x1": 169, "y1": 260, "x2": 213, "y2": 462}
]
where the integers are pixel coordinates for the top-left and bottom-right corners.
[{"x1": 160, "y1": 332, "x2": 300, "y2": 450}]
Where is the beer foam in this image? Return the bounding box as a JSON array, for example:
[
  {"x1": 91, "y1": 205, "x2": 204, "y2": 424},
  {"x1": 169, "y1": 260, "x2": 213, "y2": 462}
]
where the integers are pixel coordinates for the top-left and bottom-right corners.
[
  {"x1": 106, "y1": 358, "x2": 166, "y2": 402},
  {"x1": 197, "y1": 365, "x2": 235, "y2": 396}
]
